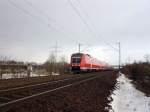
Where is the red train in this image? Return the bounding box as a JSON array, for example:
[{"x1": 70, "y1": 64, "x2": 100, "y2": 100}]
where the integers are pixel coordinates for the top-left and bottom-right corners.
[{"x1": 70, "y1": 53, "x2": 112, "y2": 73}]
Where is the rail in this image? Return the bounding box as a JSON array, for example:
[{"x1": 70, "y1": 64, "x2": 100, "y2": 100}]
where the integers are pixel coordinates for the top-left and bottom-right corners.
[{"x1": 0, "y1": 74, "x2": 100, "y2": 112}]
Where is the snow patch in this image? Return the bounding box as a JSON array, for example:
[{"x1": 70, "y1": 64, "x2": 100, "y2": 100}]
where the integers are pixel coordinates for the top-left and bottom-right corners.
[{"x1": 109, "y1": 73, "x2": 150, "y2": 112}]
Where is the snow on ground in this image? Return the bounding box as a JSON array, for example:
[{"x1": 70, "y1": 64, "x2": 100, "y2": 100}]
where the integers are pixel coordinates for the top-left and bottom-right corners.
[
  {"x1": 1, "y1": 72, "x2": 60, "y2": 79},
  {"x1": 2, "y1": 73, "x2": 27, "y2": 79},
  {"x1": 109, "y1": 73, "x2": 150, "y2": 112},
  {"x1": 1, "y1": 73, "x2": 46, "y2": 79}
]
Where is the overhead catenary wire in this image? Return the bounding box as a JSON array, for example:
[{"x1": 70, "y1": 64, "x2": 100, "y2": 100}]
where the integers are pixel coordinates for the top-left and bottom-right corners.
[
  {"x1": 8, "y1": 0, "x2": 91, "y2": 57},
  {"x1": 76, "y1": 0, "x2": 118, "y2": 51},
  {"x1": 75, "y1": 0, "x2": 118, "y2": 51},
  {"x1": 80, "y1": 1, "x2": 121, "y2": 66},
  {"x1": 67, "y1": 0, "x2": 96, "y2": 39},
  {"x1": 7, "y1": 0, "x2": 78, "y2": 45},
  {"x1": 23, "y1": 0, "x2": 60, "y2": 27},
  {"x1": 7, "y1": 0, "x2": 62, "y2": 33},
  {"x1": 8, "y1": 0, "x2": 118, "y2": 54},
  {"x1": 22, "y1": 0, "x2": 92, "y2": 51},
  {"x1": 68, "y1": 0, "x2": 118, "y2": 51},
  {"x1": 75, "y1": 0, "x2": 121, "y2": 67}
]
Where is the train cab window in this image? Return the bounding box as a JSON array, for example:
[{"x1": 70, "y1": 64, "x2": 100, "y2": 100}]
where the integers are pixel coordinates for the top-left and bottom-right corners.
[{"x1": 72, "y1": 57, "x2": 81, "y2": 64}]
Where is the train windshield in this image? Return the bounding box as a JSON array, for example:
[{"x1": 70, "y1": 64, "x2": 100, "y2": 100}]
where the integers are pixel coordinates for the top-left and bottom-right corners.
[
  {"x1": 72, "y1": 57, "x2": 81, "y2": 64},
  {"x1": 71, "y1": 53, "x2": 83, "y2": 64}
]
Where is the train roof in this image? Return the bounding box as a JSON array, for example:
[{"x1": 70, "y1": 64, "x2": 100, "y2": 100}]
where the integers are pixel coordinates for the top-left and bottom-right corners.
[
  {"x1": 71, "y1": 52, "x2": 111, "y2": 66},
  {"x1": 71, "y1": 53, "x2": 83, "y2": 56},
  {"x1": 71, "y1": 53, "x2": 91, "y2": 57}
]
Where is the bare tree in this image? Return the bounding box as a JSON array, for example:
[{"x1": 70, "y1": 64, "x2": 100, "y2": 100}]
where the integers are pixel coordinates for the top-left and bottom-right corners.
[
  {"x1": 0, "y1": 56, "x2": 11, "y2": 79},
  {"x1": 57, "y1": 55, "x2": 69, "y2": 74},
  {"x1": 144, "y1": 54, "x2": 150, "y2": 63},
  {"x1": 0, "y1": 56, "x2": 28, "y2": 79},
  {"x1": 44, "y1": 52, "x2": 56, "y2": 75},
  {"x1": 43, "y1": 54, "x2": 69, "y2": 75}
]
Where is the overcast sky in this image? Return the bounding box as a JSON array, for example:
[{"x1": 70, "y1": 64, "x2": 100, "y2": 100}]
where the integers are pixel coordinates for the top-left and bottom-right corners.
[{"x1": 0, "y1": 0, "x2": 150, "y2": 65}]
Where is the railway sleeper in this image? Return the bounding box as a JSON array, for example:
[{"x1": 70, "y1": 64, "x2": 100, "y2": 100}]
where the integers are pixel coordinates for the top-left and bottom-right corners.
[{"x1": 0, "y1": 97, "x2": 11, "y2": 103}]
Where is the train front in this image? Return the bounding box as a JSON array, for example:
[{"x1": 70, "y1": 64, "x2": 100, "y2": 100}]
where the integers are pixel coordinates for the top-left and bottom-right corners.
[{"x1": 70, "y1": 53, "x2": 83, "y2": 73}]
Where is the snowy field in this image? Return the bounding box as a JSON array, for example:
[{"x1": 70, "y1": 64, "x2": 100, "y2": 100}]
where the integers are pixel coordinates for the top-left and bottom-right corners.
[
  {"x1": 109, "y1": 73, "x2": 150, "y2": 112},
  {"x1": 1, "y1": 73, "x2": 46, "y2": 79},
  {"x1": 1, "y1": 72, "x2": 60, "y2": 79}
]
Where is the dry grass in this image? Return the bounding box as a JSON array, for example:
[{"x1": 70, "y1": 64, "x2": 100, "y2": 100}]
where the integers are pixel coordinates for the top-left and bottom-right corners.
[{"x1": 122, "y1": 62, "x2": 150, "y2": 96}]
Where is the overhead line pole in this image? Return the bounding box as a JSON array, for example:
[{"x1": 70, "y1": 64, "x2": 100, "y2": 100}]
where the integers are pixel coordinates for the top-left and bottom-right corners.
[
  {"x1": 49, "y1": 41, "x2": 61, "y2": 73},
  {"x1": 52, "y1": 41, "x2": 61, "y2": 64},
  {"x1": 79, "y1": 43, "x2": 81, "y2": 53},
  {"x1": 118, "y1": 42, "x2": 121, "y2": 71}
]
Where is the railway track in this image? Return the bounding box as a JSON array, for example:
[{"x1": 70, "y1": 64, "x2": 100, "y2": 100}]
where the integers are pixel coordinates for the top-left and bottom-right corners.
[{"x1": 0, "y1": 73, "x2": 100, "y2": 112}]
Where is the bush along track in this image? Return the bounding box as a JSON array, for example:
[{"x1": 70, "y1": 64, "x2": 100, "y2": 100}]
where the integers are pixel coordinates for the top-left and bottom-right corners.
[{"x1": 122, "y1": 62, "x2": 150, "y2": 96}]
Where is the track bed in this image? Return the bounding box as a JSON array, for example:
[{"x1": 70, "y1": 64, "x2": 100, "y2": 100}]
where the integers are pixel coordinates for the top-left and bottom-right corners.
[
  {"x1": 0, "y1": 71, "x2": 118, "y2": 112},
  {"x1": 0, "y1": 74, "x2": 75, "y2": 90}
]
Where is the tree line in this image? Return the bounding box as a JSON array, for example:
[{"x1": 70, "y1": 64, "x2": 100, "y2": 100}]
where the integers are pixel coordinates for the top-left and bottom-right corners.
[{"x1": 0, "y1": 54, "x2": 70, "y2": 79}]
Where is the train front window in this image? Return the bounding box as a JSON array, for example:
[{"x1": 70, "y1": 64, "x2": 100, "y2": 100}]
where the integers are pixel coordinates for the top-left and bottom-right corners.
[{"x1": 72, "y1": 57, "x2": 81, "y2": 64}]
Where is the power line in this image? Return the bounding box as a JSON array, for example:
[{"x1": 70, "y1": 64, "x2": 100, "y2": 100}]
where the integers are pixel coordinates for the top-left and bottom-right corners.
[
  {"x1": 50, "y1": 42, "x2": 61, "y2": 62},
  {"x1": 23, "y1": 0, "x2": 81, "y2": 44},
  {"x1": 67, "y1": 0, "x2": 95, "y2": 38},
  {"x1": 26, "y1": 0, "x2": 85, "y2": 45},
  {"x1": 67, "y1": 0, "x2": 98, "y2": 51},
  {"x1": 68, "y1": 0, "x2": 118, "y2": 51},
  {"x1": 7, "y1": 0, "x2": 79, "y2": 45},
  {"x1": 8, "y1": 0, "x2": 85, "y2": 59},
  {"x1": 23, "y1": 0, "x2": 57, "y2": 25},
  {"x1": 76, "y1": 0, "x2": 119, "y2": 51},
  {"x1": 23, "y1": 0, "x2": 85, "y2": 45},
  {"x1": 75, "y1": 0, "x2": 96, "y2": 33},
  {"x1": 7, "y1": 0, "x2": 61, "y2": 33},
  {"x1": 68, "y1": 0, "x2": 120, "y2": 66},
  {"x1": 7, "y1": 0, "x2": 70, "y2": 40}
]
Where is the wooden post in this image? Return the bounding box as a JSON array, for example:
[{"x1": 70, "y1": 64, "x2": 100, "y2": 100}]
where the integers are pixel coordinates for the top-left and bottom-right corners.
[
  {"x1": 0, "y1": 68, "x2": 2, "y2": 79},
  {"x1": 27, "y1": 64, "x2": 32, "y2": 78}
]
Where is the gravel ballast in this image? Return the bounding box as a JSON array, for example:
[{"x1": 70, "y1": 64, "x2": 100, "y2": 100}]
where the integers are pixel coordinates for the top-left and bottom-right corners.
[{"x1": 6, "y1": 71, "x2": 118, "y2": 112}]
